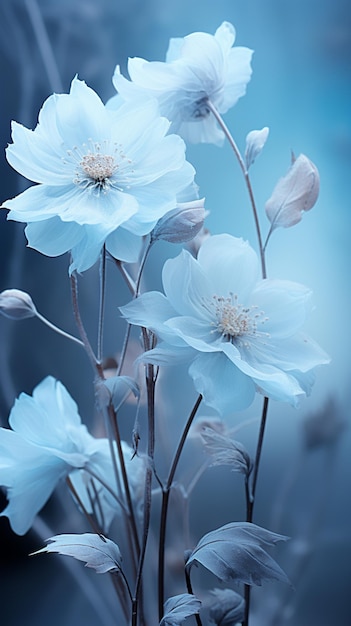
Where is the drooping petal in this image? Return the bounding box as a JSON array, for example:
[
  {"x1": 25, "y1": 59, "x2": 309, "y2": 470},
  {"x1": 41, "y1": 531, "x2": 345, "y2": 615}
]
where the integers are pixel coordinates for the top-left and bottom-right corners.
[
  {"x1": 106, "y1": 227, "x2": 142, "y2": 263},
  {"x1": 25, "y1": 217, "x2": 82, "y2": 257},
  {"x1": 189, "y1": 352, "x2": 255, "y2": 414}
]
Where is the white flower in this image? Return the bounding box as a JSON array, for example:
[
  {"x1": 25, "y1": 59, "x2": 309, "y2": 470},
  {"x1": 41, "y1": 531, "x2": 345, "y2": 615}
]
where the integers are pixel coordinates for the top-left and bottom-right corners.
[
  {"x1": 0, "y1": 376, "x2": 143, "y2": 535},
  {"x1": 2, "y1": 78, "x2": 195, "y2": 273},
  {"x1": 111, "y1": 22, "x2": 253, "y2": 145},
  {"x1": 120, "y1": 234, "x2": 330, "y2": 415}
]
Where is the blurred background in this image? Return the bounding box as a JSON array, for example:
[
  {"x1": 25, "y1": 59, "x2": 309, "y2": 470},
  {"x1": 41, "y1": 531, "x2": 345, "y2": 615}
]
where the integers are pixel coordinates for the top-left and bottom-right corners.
[{"x1": 0, "y1": 0, "x2": 350, "y2": 624}]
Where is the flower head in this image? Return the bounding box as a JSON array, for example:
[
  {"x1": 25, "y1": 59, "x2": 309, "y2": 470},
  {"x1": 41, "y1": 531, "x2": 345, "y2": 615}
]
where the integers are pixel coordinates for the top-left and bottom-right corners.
[
  {"x1": 111, "y1": 22, "x2": 253, "y2": 145},
  {"x1": 0, "y1": 376, "x2": 143, "y2": 535},
  {"x1": 120, "y1": 234, "x2": 330, "y2": 415},
  {"x1": 2, "y1": 78, "x2": 195, "y2": 273}
]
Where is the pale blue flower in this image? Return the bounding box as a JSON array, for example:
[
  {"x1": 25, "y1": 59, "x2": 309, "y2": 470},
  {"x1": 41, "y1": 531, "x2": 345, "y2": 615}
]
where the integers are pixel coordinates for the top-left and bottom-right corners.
[
  {"x1": 120, "y1": 235, "x2": 330, "y2": 415},
  {"x1": 0, "y1": 376, "x2": 143, "y2": 535},
  {"x1": 2, "y1": 78, "x2": 195, "y2": 273},
  {"x1": 111, "y1": 22, "x2": 253, "y2": 145}
]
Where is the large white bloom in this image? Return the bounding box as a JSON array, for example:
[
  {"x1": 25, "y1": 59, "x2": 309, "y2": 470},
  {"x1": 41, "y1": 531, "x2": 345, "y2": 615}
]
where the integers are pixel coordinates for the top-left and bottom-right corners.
[
  {"x1": 120, "y1": 235, "x2": 330, "y2": 415},
  {"x1": 0, "y1": 377, "x2": 143, "y2": 535},
  {"x1": 111, "y1": 22, "x2": 253, "y2": 145},
  {"x1": 2, "y1": 78, "x2": 195, "y2": 273}
]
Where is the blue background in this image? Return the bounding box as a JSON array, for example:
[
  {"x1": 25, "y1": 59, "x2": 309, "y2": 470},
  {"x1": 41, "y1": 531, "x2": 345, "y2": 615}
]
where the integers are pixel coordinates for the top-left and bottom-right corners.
[{"x1": 0, "y1": 1, "x2": 350, "y2": 624}]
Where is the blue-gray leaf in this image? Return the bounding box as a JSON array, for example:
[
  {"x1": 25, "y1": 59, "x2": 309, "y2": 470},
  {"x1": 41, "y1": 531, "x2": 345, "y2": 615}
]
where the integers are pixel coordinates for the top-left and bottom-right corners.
[
  {"x1": 160, "y1": 593, "x2": 202, "y2": 625},
  {"x1": 201, "y1": 427, "x2": 253, "y2": 476},
  {"x1": 208, "y1": 588, "x2": 245, "y2": 625},
  {"x1": 185, "y1": 522, "x2": 290, "y2": 586},
  {"x1": 32, "y1": 533, "x2": 122, "y2": 574}
]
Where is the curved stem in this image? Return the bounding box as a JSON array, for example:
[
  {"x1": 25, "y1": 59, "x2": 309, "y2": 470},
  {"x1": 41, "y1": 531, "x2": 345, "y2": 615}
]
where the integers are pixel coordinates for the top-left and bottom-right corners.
[
  {"x1": 185, "y1": 568, "x2": 203, "y2": 626},
  {"x1": 34, "y1": 311, "x2": 85, "y2": 347},
  {"x1": 158, "y1": 394, "x2": 202, "y2": 622},
  {"x1": 206, "y1": 100, "x2": 267, "y2": 279}
]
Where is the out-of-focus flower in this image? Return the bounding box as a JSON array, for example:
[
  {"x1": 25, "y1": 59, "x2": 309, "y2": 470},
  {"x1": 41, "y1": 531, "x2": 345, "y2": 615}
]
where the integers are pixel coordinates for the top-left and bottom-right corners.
[
  {"x1": 111, "y1": 22, "x2": 253, "y2": 145},
  {"x1": 120, "y1": 234, "x2": 329, "y2": 415},
  {"x1": 2, "y1": 78, "x2": 195, "y2": 273},
  {"x1": 0, "y1": 288, "x2": 37, "y2": 319},
  {"x1": 0, "y1": 376, "x2": 143, "y2": 535},
  {"x1": 302, "y1": 398, "x2": 346, "y2": 449},
  {"x1": 265, "y1": 153, "x2": 320, "y2": 232}
]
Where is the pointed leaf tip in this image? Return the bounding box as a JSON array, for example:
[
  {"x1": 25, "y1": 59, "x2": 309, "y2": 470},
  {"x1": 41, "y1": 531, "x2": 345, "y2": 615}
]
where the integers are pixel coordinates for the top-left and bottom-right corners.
[
  {"x1": 32, "y1": 533, "x2": 122, "y2": 574},
  {"x1": 265, "y1": 153, "x2": 320, "y2": 231},
  {"x1": 186, "y1": 522, "x2": 290, "y2": 587}
]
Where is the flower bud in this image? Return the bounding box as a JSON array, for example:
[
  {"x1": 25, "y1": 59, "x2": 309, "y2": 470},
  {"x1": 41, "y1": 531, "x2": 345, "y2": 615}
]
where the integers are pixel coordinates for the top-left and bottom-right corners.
[
  {"x1": 245, "y1": 126, "x2": 269, "y2": 170},
  {"x1": 150, "y1": 199, "x2": 206, "y2": 244},
  {"x1": 265, "y1": 153, "x2": 320, "y2": 231},
  {"x1": 0, "y1": 289, "x2": 37, "y2": 320}
]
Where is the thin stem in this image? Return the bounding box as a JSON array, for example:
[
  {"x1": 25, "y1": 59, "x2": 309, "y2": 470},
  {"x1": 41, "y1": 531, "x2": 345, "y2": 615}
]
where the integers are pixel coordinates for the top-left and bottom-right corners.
[
  {"x1": 66, "y1": 476, "x2": 103, "y2": 537},
  {"x1": 107, "y1": 402, "x2": 141, "y2": 559},
  {"x1": 243, "y1": 396, "x2": 270, "y2": 626},
  {"x1": 158, "y1": 394, "x2": 202, "y2": 622},
  {"x1": 70, "y1": 273, "x2": 103, "y2": 377},
  {"x1": 24, "y1": 0, "x2": 63, "y2": 92},
  {"x1": 132, "y1": 359, "x2": 156, "y2": 626},
  {"x1": 206, "y1": 100, "x2": 267, "y2": 279},
  {"x1": 66, "y1": 476, "x2": 131, "y2": 622},
  {"x1": 34, "y1": 311, "x2": 85, "y2": 347},
  {"x1": 97, "y1": 247, "x2": 107, "y2": 363},
  {"x1": 135, "y1": 239, "x2": 152, "y2": 297},
  {"x1": 185, "y1": 569, "x2": 203, "y2": 626}
]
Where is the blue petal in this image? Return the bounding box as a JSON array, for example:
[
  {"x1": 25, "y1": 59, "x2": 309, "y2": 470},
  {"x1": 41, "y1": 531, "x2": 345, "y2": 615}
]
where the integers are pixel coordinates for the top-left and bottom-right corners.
[
  {"x1": 25, "y1": 217, "x2": 82, "y2": 256},
  {"x1": 189, "y1": 352, "x2": 255, "y2": 414},
  {"x1": 106, "y1": 227, "x2": 142, "y2": 263},
  {"x1": 162, "y1": 249, "x2": 214, "y2": 319},
  {"x1": 197, "y1": 235, "x2": 259, "y2": 301}
]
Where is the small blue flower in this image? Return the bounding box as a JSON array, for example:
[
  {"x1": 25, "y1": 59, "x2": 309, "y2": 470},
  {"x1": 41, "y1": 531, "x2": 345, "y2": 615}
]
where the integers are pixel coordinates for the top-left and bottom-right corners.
[
  {"x1": 2, "y1": 78, "x2": 195, "y2": 273},
  {"x1": 0, "y1": 377, "x2": 143, "y2": 535},
  {"x1": 120, "y1": 234, "x2": 330, "y2": 415},
  {"x1": 111, "y1": 22, "x2": 253, "y2": 145}
]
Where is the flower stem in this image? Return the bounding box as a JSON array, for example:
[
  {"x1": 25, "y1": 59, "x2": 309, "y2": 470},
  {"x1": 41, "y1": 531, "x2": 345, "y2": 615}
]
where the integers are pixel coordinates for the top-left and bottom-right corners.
[
  {"x1": 185, "y1": 568, "x2": 203, "y2": 626},
  {"x1": 158, "y1": 394, "x2": 202, "y2": 622},
  {"x1": 132, "y1": 355, "x2": 157, "y2": 626},
  {"x1": 206, "y1": 100, "x2": 267, "y2": 279},
  {"x1": 97, "y1": 246, "x2": 107, "y2": 364},
  {"x1": 24, "y1": 0, "x2": 63, "y2": 92},
  {"x1": 34, "y1": 310, "x2": 85, "y2": 347},
  {"x1": 70, "y1": 272, "x2": 104, "y2": 377},
  {"x1": 243, "y1": 395, "x2": 270, "y2": 626}
]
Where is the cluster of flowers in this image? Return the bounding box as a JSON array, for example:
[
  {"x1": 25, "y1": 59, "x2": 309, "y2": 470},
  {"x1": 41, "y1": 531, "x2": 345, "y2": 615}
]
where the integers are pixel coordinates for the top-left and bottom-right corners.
[{"x1": 0, "y1": 19, "x2": 329, "y2": 626}]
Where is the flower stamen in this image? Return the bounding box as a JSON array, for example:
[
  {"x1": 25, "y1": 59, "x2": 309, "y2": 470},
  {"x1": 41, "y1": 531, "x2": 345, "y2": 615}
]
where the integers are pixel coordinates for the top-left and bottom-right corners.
[{"x1": 204, "y1": 293, "x2": 269, "y2": 345}]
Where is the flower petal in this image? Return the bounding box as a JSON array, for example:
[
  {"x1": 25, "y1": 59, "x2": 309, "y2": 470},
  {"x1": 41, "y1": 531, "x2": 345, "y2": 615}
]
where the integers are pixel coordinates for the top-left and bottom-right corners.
[
  {"x1": 189, "y1": 352, "x2": 255, "y2": 414},
  {"x1": 197, "y1": 234, "x2": 259, "y2": 300}
]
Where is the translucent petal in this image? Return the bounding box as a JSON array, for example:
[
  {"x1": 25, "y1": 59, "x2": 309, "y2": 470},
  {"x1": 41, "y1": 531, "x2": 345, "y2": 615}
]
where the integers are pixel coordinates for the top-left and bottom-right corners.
[
  {"x1": 25, "y1": 217, "x2": 82, "y2": 257},
  {"x1": 197, "y1": 234, "x2": 259, "y2": 300},
  {"x1": 189, "y1": 352, "x2": 255, "y2": 414},
  {"x1": 162, "y1": 249, "x2": 214, "y2": 319},
  {"x1": 106, "y1": 227, "x2": 142, "y2": 263}
]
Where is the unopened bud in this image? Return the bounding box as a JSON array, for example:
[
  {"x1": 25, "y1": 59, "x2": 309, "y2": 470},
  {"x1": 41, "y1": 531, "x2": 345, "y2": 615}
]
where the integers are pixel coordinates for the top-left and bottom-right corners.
[
  {"x1": 265, "y1": 153, "x2": 320, "y2": 231},
  {"x1": 151, "y1": 199, "x2": 206, "y2": 244},
  {"x1": 0, "y1": 289, "x2": 37, "y2": 320},
  {"x1": 245, "y1": 127, "x2": 269, "y2": 170}
]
